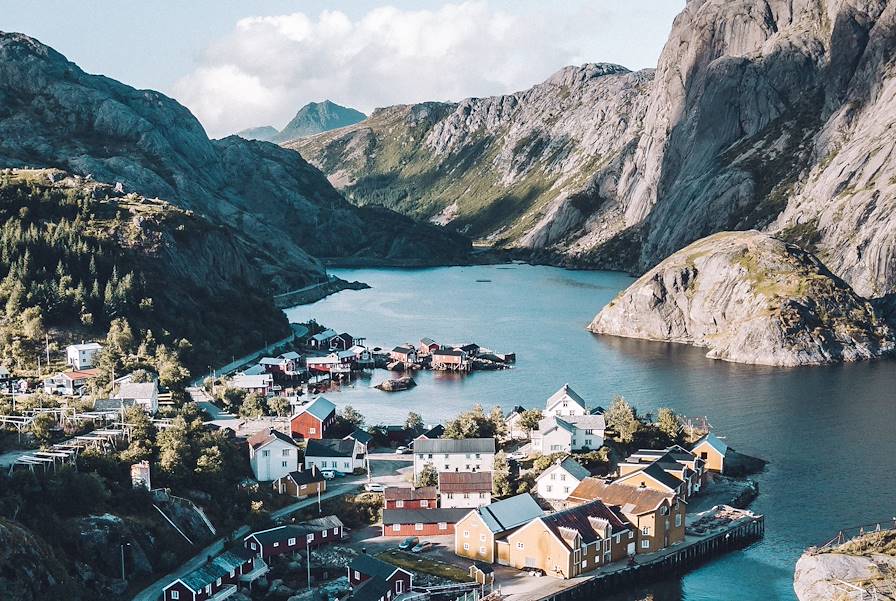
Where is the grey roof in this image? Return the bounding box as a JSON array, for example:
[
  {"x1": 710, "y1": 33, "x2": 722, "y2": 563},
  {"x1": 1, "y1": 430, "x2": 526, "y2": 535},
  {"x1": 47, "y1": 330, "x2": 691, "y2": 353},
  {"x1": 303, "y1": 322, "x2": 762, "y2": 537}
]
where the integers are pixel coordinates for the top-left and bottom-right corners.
[
  {"x1": 382, "y1": 508, "x2": 470, "y2": 525},
  {"x1": 554, "y1": 458, "x2": 591, "y2": 481},
  {"x1": 300, "y1": 396, "x2": 336, "y2": 421},
  {"x1": 247, "y1": 428, "x2": 298, "y2": 450},
  {"x1": 345, "y1": 429, "x2": 373, "y2": 445},
  {"x1": 176, "y1": 548, "x2": 253, "y2": 592},
  {"x1": 414, "y1": 438, "x2": 495, "y2": 454},
  {"x1": 545, "y1": 384, "x2": 587, "y2": 411},
  {"x1": 350, "y1": 554, "x2": 407, "y2": 580},
  {"x1": 391, "y1": 345, "x2": 415, "y2": 354},
  {"x1": 351, "y1": 575, "x2": 390, "y2": 601},
  {"x1": 93, "y1": 398, "x2": 135, "y2": 412},
  {"x1": 475, "y1": 493, "x2": 543, "y2": 534},
  {"x1": 116, "y1": 382, "x2": 156, "y2": 400},
  {"x1": 311, "y1": 329, "x2": 337, "y2": 342},
  {"x1": 246, "y1": 516, "x2": 343, "y2": 547},
  {"x1": 281, "y1": 467, "x2": 324, "y2": 486},
  {"x1": 305, "y1": 438, "x2": 356, "y2": 458},
  {"x1": 538, "y1": 416, "x2": 574, "y2": 435},
  {"x1": 564, "y1": 414, "x2": 606, "y2": 430},
  {"x1": 693, "y1": 433, "x2": 729, "y2": 455},
  {"x1": 433, "y1": 349, "x2": 464, "y2": 357},
  {"x1": 617, "y1": 461, "x2": 683, "y2": 492}
]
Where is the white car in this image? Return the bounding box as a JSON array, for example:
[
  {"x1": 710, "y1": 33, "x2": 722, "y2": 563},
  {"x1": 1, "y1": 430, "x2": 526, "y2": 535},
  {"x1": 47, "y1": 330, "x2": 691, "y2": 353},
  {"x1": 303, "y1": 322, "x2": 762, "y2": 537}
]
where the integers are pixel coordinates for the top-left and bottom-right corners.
[
  {"x1": 364, "y1": 482, "x2": 385, "y2": 492},
  {"x1": 395, "y1": 446, "x2": 411, "y2": 454},
  {"x1": 321, "y1": 470, "x2": 337, "y2": 480},
  {"x1": 507, "y1": 451, "x2": 527, "y2": 461}
]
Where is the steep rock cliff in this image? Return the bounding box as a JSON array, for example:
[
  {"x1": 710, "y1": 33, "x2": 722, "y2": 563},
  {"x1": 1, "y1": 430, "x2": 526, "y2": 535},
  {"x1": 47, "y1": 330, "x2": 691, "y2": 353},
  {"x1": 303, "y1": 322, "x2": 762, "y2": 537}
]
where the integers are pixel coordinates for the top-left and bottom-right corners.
[
  {"x1": 588, "y1": 231, "x2": 894, "y2": 366},
  {"x1": 295, "y1": 0, "x2": 896, "y2": 298}
]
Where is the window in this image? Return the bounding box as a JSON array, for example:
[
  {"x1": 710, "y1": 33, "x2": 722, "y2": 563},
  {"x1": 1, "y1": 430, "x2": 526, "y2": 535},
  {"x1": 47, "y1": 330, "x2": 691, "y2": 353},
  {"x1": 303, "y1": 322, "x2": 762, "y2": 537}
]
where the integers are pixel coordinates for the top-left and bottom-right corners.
[
  {"x1": 301, "y1": 484, "x2": 307, "y2": 490},
  {"x1": 582, "y1": 560, "x2": 587, "y2": 568},
  {"x1": 344, "y1": 461, "x2": 350, "y2": 468},
  {"x1": 480, "y1": 534, "x2": 486, "y2": 542},
  {"x1": 354, "y1": 570, "x2": 360, "y2": 580},
  {"x1": 273, "y1": 542, "x2": 279, "y2": 548},
  {"x1": 415, "y1": 523, "x2": 424, "y2": 531},
  {"x1": 629, "y1": 531, "x2": 634, "y2": 540},
  {"x1": 585, "y1": 439, "x2": 592, "y2": 446},
  {"x1": 282, "y1": 449, "x2": 291, "y2": 456},
  {"x1": 447, "y1": 493, "x2": 454, "y2": 499},
  {"x1": 675, "y1": 514, "x2": 682, "y2": 527},
  {"x1": 604, "y1": 540, "x2": 610, "y2": 551},
  {"x1": 585, "y1": 429, "x2": 593, "y2": 435},
  {"x1": 393, "y1": 524, "x2": 401, "y2": 532},
  {"x1": 206, "y1": 585, "x2": 212, "y2": 594},
  {"x1": 550, "y1": 473, "x2": 556, "y2": 481},
  {"x1": 642, "y1": 540, "x2": 650, "y2": 549},
  {"x1": 288, "y1": 537, "x2": 296, "y2": 546},
  {"x1": 546, "y1": 485, "x2": 553, "y2": 492},
  {"x1": 614, "y1": 534, "x2": 620, "y2": 543},
  {"x1": 282, "y1": 461, "x2": 288, "y2": 467},
  {"x1": 396, "y1": 500, "x2": 404, "y2": 508},
  {"x1": 438, "y1": 522, "x2": 447, "y2": 530},
  {"x1": 560, "y1": 474, "x2": 566, "y2": 481},
  {"x1": 309, "y1": 427, "x2": 316, "y2": 434},
  {"x1": 250, "y1": 542, "x2": 257, "y2": 550},
  {"x1": 465, "y1": 453, "x2": 471, "y2": 459},
  {"x1": 216, "y1": 578, "x2": 222, "y2": 586},
  {"x1": 444, "y1": 454, "x2": 449, "y2": 459},
  {"x1": 463, "y1": 530, "x2": 470, "y2": 538},
  {"x1": 171, "y1": 592, "x2": 179, "y2": 600},
  {"x1": 262, "y1": 450, "x2": 270, "y2": 457},
  {"x1": 308, "y1": 533, "x2": 315, "y2": 541},
  {"x1": 516, "y1": 542, "x2": 524, "y2": 550},
  {"x1": 396, "y1": 581, "x2": 403, "y2": 593},
  {"x1": 427, "y1": 454, "x2": 433, "y2": 459},
  {"x1": 475, "y1": 454, "x2": 481, "y2": 459},
  {"x1": 333, "y1": 528, "x2": 339, "y2": 534},
  {"x1": 642, "y1": 527, "x2": 650, "y2": 535},
  {"x1": 420, "y1": 500, "x2": 428, "y2": 507},
  {"x1": 464, "y1": 493, "x2": 470, "y2": 499},
  {"x1": 479, "y1": 492, "x2": 486, "y2": 498},
  {"x1": 444, "y1": 465, "x2": 450, "y2": 470},
  {"x1": 660, "y1": 506, "x2": 669, "y2": 516},
  {"x1": 479, "y1": 546, "x2": 486, "y2": 554},
  {"x1": 463, "y1": 543, "x2": 470, "y2": 551},
  {"x1": 322, "y1": 530, "x2": 328, "y2": 537},
  {"x1": 564, "y1": 487, "x2": 570, "y2": 493}
]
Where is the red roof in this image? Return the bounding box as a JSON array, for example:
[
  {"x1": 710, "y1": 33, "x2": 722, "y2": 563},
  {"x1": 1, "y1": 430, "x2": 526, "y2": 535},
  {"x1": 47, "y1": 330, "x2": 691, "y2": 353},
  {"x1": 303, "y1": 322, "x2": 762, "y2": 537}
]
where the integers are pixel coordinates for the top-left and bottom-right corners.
[{"x1": 438, "y1": 471, "x2": 493, "y2": 493}]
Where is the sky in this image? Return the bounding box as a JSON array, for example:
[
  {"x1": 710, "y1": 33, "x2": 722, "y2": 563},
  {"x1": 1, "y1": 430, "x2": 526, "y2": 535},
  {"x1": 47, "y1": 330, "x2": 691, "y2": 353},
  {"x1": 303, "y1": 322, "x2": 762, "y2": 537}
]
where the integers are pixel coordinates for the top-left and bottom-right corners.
[{"x1": 3, "y1": 1, "x2": 684, "y2": 138}]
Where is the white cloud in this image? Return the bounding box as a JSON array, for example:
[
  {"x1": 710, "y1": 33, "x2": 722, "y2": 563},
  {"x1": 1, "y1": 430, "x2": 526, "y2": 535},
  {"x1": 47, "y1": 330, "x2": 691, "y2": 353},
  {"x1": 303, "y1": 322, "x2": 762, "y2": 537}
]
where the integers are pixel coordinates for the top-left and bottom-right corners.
[{"x1": 172, "y1": 1, "x2": 682, "y2": 138}]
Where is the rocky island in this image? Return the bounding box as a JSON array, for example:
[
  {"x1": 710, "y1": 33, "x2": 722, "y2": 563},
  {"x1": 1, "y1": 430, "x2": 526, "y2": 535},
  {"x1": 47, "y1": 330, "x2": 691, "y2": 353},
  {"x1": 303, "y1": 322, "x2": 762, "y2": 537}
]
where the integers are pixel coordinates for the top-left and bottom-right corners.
[
  {"x1": 794, "y1": 529, "x2": 896, "y2": 601},
  {"x1": 588, "y1": 231, "x2": 895, "y2": 367}
]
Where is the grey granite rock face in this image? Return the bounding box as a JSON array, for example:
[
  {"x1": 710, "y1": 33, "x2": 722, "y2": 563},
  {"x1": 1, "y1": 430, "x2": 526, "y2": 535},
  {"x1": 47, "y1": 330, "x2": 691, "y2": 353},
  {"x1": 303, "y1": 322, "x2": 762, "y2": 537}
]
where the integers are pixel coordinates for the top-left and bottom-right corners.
[
  {"x1": 295, "y1": 0, "x2": 896, "y2": 298},
  {"x1": 588, "y1": 231, "x2": 894, "y2": 366}
]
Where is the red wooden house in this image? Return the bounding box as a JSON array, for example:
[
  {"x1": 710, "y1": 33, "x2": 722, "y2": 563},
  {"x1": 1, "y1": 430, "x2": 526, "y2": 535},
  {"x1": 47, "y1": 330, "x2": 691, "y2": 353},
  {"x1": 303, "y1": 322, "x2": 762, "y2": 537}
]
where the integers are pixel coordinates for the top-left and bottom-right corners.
[
  {"x1": 348, "y1": 554, "x2": 413, "y2": 597},
  {"x1": 244, "y1": 516, "x2": 344, "y2": 559},
  {"x1": 163, "y1": 548, "x2": 267, "y2": 601},
  {"x1": 384, "y1": 486, "x2": 438, "y2": 509},
  {"x1": 329, "y1": 332, "x2": 355, "y2": 351},
  {"x1": 381, "y1": 508, "x2": 470, "y2": 537},
  {"x1": 290, "y1": 396, "x2": 336, "y2": 439}
]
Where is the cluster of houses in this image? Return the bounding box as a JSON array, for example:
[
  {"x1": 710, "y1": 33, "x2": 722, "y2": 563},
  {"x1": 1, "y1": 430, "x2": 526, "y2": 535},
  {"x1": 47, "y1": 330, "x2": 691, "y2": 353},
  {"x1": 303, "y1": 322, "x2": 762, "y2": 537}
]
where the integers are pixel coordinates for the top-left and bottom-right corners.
[
  {"x1": 163, "y1": 516, "x2": 346, "y2": 601},
  {"x1": 389, "y1": 338, "x2": 514, "y2": 372}
]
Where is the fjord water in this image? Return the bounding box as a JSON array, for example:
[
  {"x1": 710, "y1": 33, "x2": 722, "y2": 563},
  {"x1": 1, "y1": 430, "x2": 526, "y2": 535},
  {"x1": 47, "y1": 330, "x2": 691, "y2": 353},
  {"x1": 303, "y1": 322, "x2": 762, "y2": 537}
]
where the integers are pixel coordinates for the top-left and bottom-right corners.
[{"x1": 286, "y1": 264, "x2": 896, "y2": 601}]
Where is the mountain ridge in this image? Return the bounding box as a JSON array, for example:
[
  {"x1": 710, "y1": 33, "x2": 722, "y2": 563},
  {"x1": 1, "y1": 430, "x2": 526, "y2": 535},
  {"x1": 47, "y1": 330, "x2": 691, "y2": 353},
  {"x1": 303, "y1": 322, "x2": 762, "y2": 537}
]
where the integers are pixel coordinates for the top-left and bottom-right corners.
[{"x1": 237, "y1": 100, "x2": 366, "y2": 143}]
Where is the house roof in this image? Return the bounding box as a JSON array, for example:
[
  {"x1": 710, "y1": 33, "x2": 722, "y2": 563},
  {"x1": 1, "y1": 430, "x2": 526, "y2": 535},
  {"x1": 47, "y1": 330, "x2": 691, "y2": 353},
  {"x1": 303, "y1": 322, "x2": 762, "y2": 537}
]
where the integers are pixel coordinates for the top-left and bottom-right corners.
[
  {"x1": 280, "y1": 351, "x2": 301, "y2": 360},
  {"x1": 231, "y1": 374, "x2": 272, "y2": 388},
  {"x1": 297, "y1": 396, "x2": 336, "y2": 422},
  {"x1": 391, "y1": 345, "x2": 415, "y2": 354},
  {"x1": 538, "y1": 416, "x2": 575, "y2": 435},
  {"x1": 472, "y1": 561, "x2": 494, "y2": 574},
  {"x1": 414, "y1": 438, "x2": 495, "y2": 454},
  {"x1": 93, "y1": 398, "x2": 135, "y2": 412},
  {"x1": 545, "y1": 384, "x2": 587, "y2": 411},
  {"x1": 310, "y1": 329, "x2": 337, "y2": 342},
  {"x1": 382, "y1": 508, "x2": 470, "y2": 525},
  {"x1": 693, "y1": 432, "x2": 729, "y2": 455},
  {"x1": 248, "y1": 428, "x2": 298, "y2": 450},
  {"x1": 475, "y1": 493, "x2": 543, "y2": 534},
  {"x1": 350, "y1": 554, "x2": 407, "y2": 580},
  {"x1": 540, "y1": 499, "x2": 631, "y2": 546},
  {"x1": 280, "y1": 467, "x2": 325, "y2": 486},
  {"x1": 64, "y1": 368, "x2": 100, "y2": 380},
  {"x1": 345, "y1": 429, "x2": 373, "y2": 445},
  {"x1": 627, "y1": 446, "x2": 697, "y2": 464},
  {"x1": 259, "y1": 356, "x2": 286, "y2": 365},
  {"x1": 438, "y1": 471, "x2": 493, "y2": 493},
  {"x1": 175, "y1": 548, "x2": 253, "y2": 593},
  {"x1": 564, "y1": 414, "x2": 606, "y2": 430},
  {"x1": 67, "y1": 342, "x2": 102, "y2": 351},
  {"x1": 568, "y1": 478, "x2": 675, "y2": 515},
  {"x1": 433, "y1": 349, "x2": 464, "y2": 357},
  {"x1": 537, "y1": 458, "x2": 590, "y2": 483},
  {"x1": 246, "y1": 516, "x2": 344, "y2": 547},
  {"x1": 615, "y1": 461, "x2": 683, "y2": 492},
  {"x1": 416, "y1": 425, "x2": 445, "y2": 440},
  {"x1": 351, "y1": 575, "x2": 390, "y2": 601},
  {"x1": 505, "y1": 406, "x2": 526, "y2": 418},
  {"x1": 243, "y1": 364, "x2": 266, "y2": 376},
  {"x1": 384, "y1": 486, "x2": 438, "y2": 501},
  {"x1": 420, "y1": 337, "x2": 438, "y2": 347},
  {"x1": 117, "y1": 382, "x2": 156, "y2": 400},
  {"x1": 305, "y1": 438, "x2": 356, "y2": 458}
]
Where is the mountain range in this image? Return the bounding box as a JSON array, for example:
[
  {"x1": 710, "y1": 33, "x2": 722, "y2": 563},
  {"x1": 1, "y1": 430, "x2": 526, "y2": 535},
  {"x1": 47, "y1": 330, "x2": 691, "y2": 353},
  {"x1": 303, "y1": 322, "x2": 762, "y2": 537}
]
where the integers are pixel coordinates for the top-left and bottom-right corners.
[
  {"x1": 236, "y1": 100, "x2": 366, "y2": 143},
  {"x1": 0, "y1": 32, "x2": 470, "y2": 298},
  {"x1": 293, "y1": 0, "x2": 896, "y2": 301}
]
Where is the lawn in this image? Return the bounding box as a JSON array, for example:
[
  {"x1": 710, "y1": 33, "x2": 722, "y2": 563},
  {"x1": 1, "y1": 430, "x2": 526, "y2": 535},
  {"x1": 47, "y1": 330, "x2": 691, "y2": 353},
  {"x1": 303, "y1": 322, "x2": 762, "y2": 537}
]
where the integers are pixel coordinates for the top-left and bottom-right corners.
[{"x1": 377, "y1": 549, "x2": 470, "y2": 582}]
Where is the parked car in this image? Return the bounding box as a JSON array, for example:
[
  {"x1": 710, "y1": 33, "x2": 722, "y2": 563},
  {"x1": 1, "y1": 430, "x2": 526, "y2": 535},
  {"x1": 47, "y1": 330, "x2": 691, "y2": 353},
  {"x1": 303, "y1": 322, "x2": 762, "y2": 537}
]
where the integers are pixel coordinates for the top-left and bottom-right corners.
[
  {"x1": 398, "y1": 536, "x2": 419, "y2": 551},
  {"x1": 395, "y1": 446, "x2": 411, "y2": 454},
  {"x1": 321, "y1": 470, "x2": 337, "y2": 480},
  {"x1": 507, "y1": 451, "x2": 527, "y2": 461},
  {"x1": 411, "y1": 541, "x2": 432, "y2": 553},
  {"x1": 364, "y1": 482, "x2": 385, "y2": 492}
]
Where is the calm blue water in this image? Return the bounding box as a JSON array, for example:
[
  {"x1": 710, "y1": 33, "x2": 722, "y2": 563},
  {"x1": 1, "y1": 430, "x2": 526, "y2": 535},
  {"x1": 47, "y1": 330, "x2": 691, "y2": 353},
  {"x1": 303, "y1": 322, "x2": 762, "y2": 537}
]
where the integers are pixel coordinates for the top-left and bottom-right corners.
[{"x1": 286, "y1": 264, "x2": 896, "y2": 601}]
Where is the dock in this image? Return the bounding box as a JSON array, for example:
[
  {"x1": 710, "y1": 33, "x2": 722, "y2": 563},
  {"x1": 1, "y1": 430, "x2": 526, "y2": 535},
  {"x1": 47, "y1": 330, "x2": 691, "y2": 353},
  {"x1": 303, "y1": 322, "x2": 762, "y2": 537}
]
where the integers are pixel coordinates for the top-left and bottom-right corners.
[{"x1": 523, "y1": 506, "x2": 764, "y2": 601}]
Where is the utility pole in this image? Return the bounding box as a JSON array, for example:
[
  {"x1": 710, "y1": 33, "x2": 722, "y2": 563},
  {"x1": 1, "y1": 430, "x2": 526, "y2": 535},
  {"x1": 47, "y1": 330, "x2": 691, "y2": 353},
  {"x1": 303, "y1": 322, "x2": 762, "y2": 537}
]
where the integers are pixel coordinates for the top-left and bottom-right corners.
[
  {"x1": 120, "y1": 542, "x2": 130, "y2": 581},
  {"x1": 45, "y1": 334, "x2": 50, "y2": 371},
  {"x1": 306, "y1": 536, "x2": 312, "y2": 589}
]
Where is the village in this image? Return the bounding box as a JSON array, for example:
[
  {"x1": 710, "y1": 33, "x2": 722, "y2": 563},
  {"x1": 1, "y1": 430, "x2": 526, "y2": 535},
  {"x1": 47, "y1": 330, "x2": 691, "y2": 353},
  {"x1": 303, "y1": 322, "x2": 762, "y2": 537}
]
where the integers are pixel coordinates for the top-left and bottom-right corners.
[{"x1": 0, "y1": 323, "x2": 765, "y2": 601}]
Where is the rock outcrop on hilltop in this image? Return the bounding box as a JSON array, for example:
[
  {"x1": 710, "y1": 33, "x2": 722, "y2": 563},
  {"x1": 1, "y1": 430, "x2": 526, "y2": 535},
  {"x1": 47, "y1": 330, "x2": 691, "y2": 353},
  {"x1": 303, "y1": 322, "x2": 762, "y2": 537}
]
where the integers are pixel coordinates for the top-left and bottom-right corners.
[
  {"x1": 588, "y1": 231, "x2": 895, "y2": 366},
  {"x1": 0, "y1": 32, "x2": 470, "y2": 292},
  {"x1": 794, "y1": 530, "x2": 896, "y2": 601},
  {"x1": 295, "y1": 1, "x2": 896, "y2": 298}
]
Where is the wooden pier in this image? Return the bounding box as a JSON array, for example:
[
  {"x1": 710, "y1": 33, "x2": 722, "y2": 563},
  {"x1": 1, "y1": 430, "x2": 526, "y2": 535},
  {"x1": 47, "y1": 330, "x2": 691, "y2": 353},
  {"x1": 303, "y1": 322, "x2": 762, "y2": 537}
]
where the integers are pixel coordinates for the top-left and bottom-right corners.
[{"x1": 534, "y1": 507, "x2": 765, "y2": 601}]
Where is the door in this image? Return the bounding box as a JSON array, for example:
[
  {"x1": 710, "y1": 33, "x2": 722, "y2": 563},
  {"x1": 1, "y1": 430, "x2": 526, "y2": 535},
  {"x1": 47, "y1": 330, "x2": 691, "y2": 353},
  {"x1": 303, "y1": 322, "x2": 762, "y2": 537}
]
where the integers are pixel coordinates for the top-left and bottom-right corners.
[{"x1": 627, "y1": 542, "x2": 636, "y2": 555}]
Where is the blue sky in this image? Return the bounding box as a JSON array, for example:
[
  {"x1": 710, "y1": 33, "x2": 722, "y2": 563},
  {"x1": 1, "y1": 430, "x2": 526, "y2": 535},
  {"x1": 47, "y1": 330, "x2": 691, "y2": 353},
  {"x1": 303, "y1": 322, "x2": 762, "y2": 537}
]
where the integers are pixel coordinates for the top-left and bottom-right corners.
[{"x1": 4, "y1": 1, "x2": 684, "y2": 137}]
